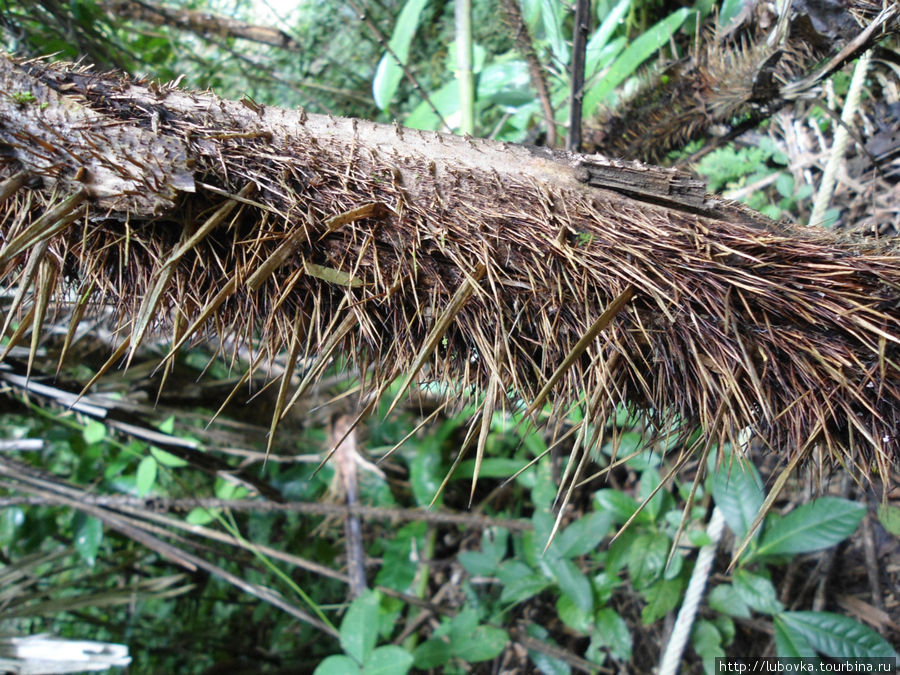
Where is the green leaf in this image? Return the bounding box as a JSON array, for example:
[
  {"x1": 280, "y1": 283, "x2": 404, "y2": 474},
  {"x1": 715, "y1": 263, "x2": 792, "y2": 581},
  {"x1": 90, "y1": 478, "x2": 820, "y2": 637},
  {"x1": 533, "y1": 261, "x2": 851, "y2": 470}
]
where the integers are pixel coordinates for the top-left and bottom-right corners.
[
  {"x1": 413, "y1": 638, "x2": 453, "y2": 668},
  {"x1": 540, "y1": 0, "x2": 568, "y2": 65},
  {"x1": 638, "y1": 467, "x2": 669, "y2": 523},
  {"x1": 773, "y1": 615, "x2": 817, "y2": 658},
  {"x1": 135, "y1": 455, "x2": 158, "y2": 497},
  {"x1": 314, "y1": 655, "x2": 362, "y2": 675},
  {"x1": 456, "y1": 457, "x2": 528, "y2": 479},
  {"x1": 363, "y1": 645, "x2": 413, "y2": 674},
  {"x1": 0, "y1": 507, "x2": 24, "y2": 546},
  {"x1": 707, "y1": 451, "x2": 764, "y2": 543},
  {"x1": 82, "y1": 420, "x2": 107, "y2": 445},
  {"x1": 477, "y1": 61, "x2": 532, "y2": 107},
  {"x1": 627, "y1": 533, "x2": 669, "y2": 590},
  {"x1": 340, "y1": 590, "x2": 381, "y2": 664},
  {"x1": 74, "y1": 514, "x2": 103, "y2": 566},
  {"x1": 755, "y1": 498, "x2": 864, "y2": 558},
  {"x1": 372, "y1": 0, "x2": 429, "y2": 110},
  {"x1": 591, "y1": 570, "x2": 622, "y2": 605},
  {"x1": 718, "y1": 0, "x2": 745, "y2": 29},
  {"x1": 459, "y1": 551, "x2": 499, "y2": 576},
  {"x1": 582, "y1": 8, "x2": 690, "y2": 114},
  {"x1": 158, "y1": 415, "x2": 175, "y2": 434},
  {"x1": 404, "y1": 80, "x2": 458, "y2": 130},
  {"x1": 877, "y1": 503, "x2": 900, "y2": 536},
  {"x1": 589, "y1": 0, "x2": 630, "y2": 56},
  {"x1": 557, "y1": 593, "x2": 592, "y2": 633},
  {"x1": 594, "y1": 608, "x2": 632, "y2": 660},
  {"x1": 463, "y1": 625, "x2": 508, "y2": 662},
  {"x1": 150, "y1": 447, "x2": 188, "y2": 468},
  {"x1": 776, "y1": 611, "x2": 899, "y2": 659},
  {"x1": 557, "y1": 511, "x2": 612, "y2": 558},
  {"x1": 185, "y1": 507, "x2": 217, "y2": 525},
  {"x1": 499, "y1": 573, "x2": 550, "y2": 605},
  {"x1": 708, "y1": 583, "x2": 751, "y2": 619},
  {"x1": 593, "y1": 489, "x2": 649, "y2": 526},
  {"x1": 641, "y1": 576, "x2": 685, "y2": 624},
  {"x1": 549, "y1": 556, "x2": 593, "y2": 614},
  {"x1": 692, "y1": 619, "x2": 725, "y2": 674},
  {"x1": 733, "y1": 570, "x2": 783, "y2": 615}
]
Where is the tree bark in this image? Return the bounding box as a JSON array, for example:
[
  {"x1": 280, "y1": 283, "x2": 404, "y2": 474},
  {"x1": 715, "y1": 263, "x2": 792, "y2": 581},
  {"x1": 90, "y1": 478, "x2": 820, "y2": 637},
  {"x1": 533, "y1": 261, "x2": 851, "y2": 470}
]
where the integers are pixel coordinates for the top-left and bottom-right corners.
[{"x1": 0, "y1": 55, "x2": 897, "y2": 480}]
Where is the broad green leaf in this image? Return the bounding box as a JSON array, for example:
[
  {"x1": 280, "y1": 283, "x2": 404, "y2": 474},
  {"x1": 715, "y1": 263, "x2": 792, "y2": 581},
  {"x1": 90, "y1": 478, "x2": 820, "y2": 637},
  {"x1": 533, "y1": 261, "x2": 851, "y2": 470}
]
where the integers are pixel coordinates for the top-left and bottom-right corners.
[
  {"x1": 363, "y1": 645, "x2": 413, "y2": 674},
  {"x1": 627, "y1": 533, "x2": 669, "y2": 590},
  {"x1": 497, "y1": 559, "x2": 534, "y2": 584},
  {"x1": 0, "y1": 507, "x2": 24, "y2": 546},
  {"x1": 82, "y1": 420, "x2": 107, "y2": 445},
  {"x1": 638, "y1": 467, "x2": 669, "y2": 523},
  {"x1": 557, "y1": 593, "x2": 592, "y2": 633},
  {"x1": 463, "y1": 625, "x2": 508, "y2": 662},
  {"x1": 641, "y1": 576, "x2": 685, "y2": 624},
  {"x1": 557, "y1": 511, "x2": 612, "y2": 558},
  {"x1": 592, "y1": 570, "x2": 622, "y2": 605},
  {"x1": 593, "y1": 489, "x2": 649, "y2": 525},
  {"x1": 135, "y1": 456, "x2": 158, "y2": 497},
  {"x1": 582, "y1": 8, "x2": 691, "y2": 115},
  {"x1": 158, "y1": 416, "x2": 175, "y2": 434},
  {"x1": 691, "y1": 619, "x2": 725, "y2": 674},
  {"x1": 777, "y1": 611, "x2": 899, "y2": 659},
  {"x1": 733, "y1": 570, "x2": 783, "y2": 615},
  {"x1": 410, "y1": 434, "x2": 444, "y2": 506},
  {"x1": 477, "y1": 61, "x2": 532, "y2": 107},
  {"x1": 150, "y1": 447, "x2": 188, "y2": 468},
  {"x1": 340, "y1": 590, "x2": 381, "y2": 664},
  {"x1": 548, "y1": 556, "x2": 593, "y2": 614},
  {"x1": 412, "y1": 638, "x2": 453, "y2": 668},
  {"x1": 447, "y1": 607, "x2": 479, "y2": 640},
  {"x1": 185, "y1": 507, "x2": 217, "y2": 525},
  {"x1": 708, "y1": 583, "x2": 751, "y2": 619},
  {"x1": 755, "y1": 498, "x2": 864, "y2": 558},
  {"x1": 585, "y1": 36, "x2": 627, "y2": 83},
  {"x1": 499, "y1": 574, "x2": 550, "y2": 605},
  {"x1": 314, "y1": 655, "x2": 361, "y2": 675},
  {"x1": 480, "y1": 527, "x2": 509, "y2": 563},
  {"x1": 540, "y1": 0, "x2": 568, "y2": 65},
  {"x1": 372, "y1": 0, "x2": 429, "y2": 110},
  {"x1": 74, "y1": 514, "x2": 103, "y2": 566},
  {"x1": 773, "y1": 615, "x2": 817, "y2": 658},
  {"x1": 718, "y1": 0, "x2": 746, "y2": 29},
  {"x1": 586, "y1": 0, "x2": 630, "y2": 74},
  {"x1": 707, "y1": 451, "x2": 764, "y2": 543},
  {"x1": 877, "y1": 503, "x2": 900, "y2": 536},
  {"x1": 594, "y1": 608, "x2": 632, "y2": 660},
  {"x1": 459, "y1": 551, "x2": 499, "y2": 576}
]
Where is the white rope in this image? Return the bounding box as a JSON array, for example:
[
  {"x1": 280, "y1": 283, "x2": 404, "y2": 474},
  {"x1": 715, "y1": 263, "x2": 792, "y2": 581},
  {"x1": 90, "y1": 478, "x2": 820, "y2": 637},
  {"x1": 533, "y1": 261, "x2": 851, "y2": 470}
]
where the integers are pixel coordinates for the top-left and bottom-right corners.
[
  {"x1": 658, "y1": 506, "x2": 727, "y2": 675},
  {"x1": 808, "y1": 49, "x2": 872, "y2": 227}
]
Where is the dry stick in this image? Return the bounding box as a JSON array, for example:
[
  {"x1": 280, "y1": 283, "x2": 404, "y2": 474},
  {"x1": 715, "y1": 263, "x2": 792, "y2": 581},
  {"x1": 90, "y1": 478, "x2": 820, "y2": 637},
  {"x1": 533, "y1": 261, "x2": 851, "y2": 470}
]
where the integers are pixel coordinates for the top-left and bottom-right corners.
[
  {"x1": 566, "y1": 0, "x2": 590, "y2": 152},
  {"x1": 808, "y1": 49, "x2": 871, "y2": 227},
  {"x1": 0, "y1": 495, "x2": 534, "y2": 531},
  {"x1": 500, "y1": 0, "x2": 557, "y2": 146},
  {"x1": 334, "y1": 414, "x2": 368, "y2": 598}
]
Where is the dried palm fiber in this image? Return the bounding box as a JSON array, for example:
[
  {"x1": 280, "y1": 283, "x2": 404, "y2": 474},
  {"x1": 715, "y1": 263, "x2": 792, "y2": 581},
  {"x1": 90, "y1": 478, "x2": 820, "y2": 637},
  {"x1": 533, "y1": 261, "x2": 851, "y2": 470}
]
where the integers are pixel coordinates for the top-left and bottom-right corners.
[
  {"x1": 0, "y1": 54, "x2": 898, "y2": 493},
  {"x1": 583, "y1": 0, "x2": 898, "y2": 164}
]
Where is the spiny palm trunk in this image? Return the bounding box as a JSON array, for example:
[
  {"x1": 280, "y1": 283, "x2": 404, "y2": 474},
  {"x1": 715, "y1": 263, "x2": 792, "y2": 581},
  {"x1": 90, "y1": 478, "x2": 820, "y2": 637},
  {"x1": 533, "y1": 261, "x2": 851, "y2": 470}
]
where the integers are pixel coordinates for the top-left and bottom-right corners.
[{"x1": 0, "y1": 55, "x2": 897, "y2": 488}]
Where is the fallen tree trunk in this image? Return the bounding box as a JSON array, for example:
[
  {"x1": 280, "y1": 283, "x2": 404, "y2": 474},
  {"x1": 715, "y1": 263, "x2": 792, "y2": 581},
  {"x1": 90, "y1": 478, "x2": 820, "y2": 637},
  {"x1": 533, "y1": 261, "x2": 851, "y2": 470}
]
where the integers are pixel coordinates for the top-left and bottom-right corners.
[{"x1": 0, "y1": 54, "x2": 897, "y2": 486}]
